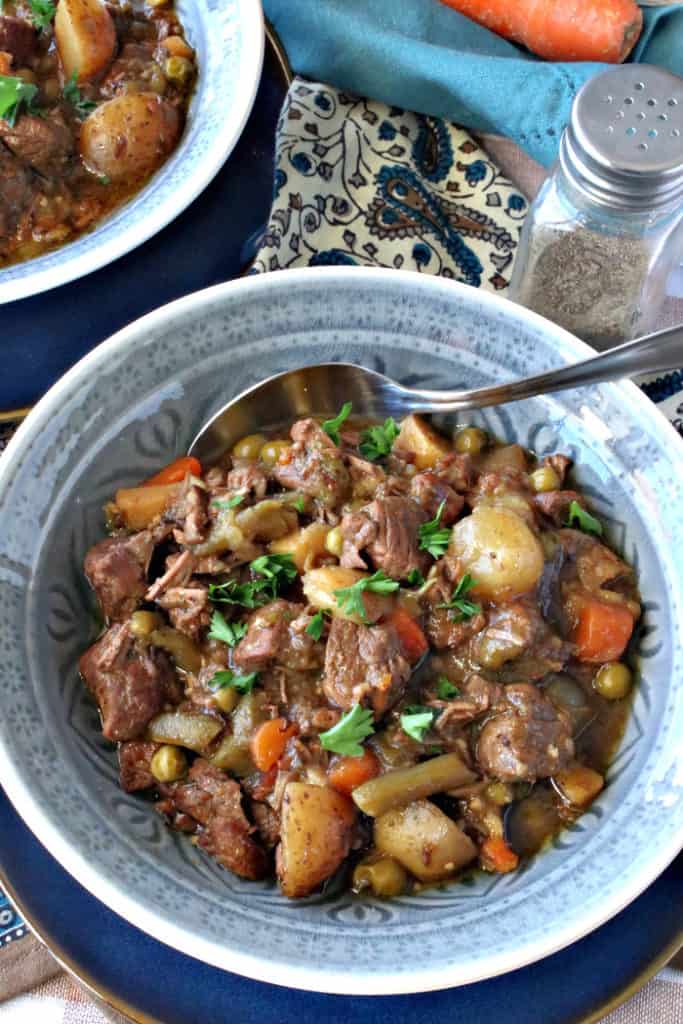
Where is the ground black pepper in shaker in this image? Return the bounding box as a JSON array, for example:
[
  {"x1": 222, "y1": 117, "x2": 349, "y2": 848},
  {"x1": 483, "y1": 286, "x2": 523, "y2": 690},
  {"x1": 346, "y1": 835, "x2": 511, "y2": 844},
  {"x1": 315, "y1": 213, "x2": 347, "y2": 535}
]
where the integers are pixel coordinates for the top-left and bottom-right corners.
[{"x1": 510, "y1": 65, "x2": 683, "y2": 350}]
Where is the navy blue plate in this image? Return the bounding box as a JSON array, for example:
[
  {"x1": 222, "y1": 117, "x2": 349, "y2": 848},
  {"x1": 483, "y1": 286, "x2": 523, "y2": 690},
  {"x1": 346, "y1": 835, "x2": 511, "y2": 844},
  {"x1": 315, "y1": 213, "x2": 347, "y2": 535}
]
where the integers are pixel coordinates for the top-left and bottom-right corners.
[
  {"x1": 1, "y1": 26, "x2": 290, "y2": 412},
  {"x1": 0, "y1": 788, "x2": 680, "y2": 1023}
]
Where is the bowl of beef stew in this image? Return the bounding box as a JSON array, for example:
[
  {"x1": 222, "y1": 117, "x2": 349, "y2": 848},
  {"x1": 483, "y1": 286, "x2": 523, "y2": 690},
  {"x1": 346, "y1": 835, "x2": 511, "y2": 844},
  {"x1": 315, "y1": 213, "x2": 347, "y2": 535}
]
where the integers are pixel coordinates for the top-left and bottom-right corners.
[
  {"x1": 0, "y1": 267, "x2": 681, "y2": 993},
  {"x1": 0, "y1": 0, "x2": 263, "y2": 302}
]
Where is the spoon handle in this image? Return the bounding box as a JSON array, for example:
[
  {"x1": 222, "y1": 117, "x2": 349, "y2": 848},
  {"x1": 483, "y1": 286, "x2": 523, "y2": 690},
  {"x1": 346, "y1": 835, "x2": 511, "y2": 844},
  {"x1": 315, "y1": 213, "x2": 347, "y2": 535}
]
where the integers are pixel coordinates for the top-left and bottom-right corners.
[{"x1": 403, "y1": 322, "x2": 683, "y2": 413}]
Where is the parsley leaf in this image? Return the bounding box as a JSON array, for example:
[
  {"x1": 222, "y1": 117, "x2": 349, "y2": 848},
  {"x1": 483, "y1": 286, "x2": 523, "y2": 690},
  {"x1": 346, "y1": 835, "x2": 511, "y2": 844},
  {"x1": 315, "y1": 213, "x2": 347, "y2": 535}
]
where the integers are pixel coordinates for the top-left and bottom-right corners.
[
  {"x1": 438, "y1": 574, "x2": 481, "y2": 622},
  {"x1": 437, "y1": 677, "x2": 461, "y2": 700},
  {"x1": 333, "y1": 569, "x2": 400, "y2": 622},
  {"x1": 0, "y1": 76, "x2": 38, "y2": 128},
  {"x1": 305, "y1": 609, "x2": 328, "y2": 641},
  {"x1": 566, "y1": 499, "x2": 603, "y2": 537},
  {"x1": 292, "y1": 496, "x2": 306, "y2": 513},
  {"x1": 418, "y1": 500, "x2": 452, "y2": 559},
  {"x1": 27, "y1": 0, "x2": 55, "y2": 31},
  {"x1": 208, "y1": 669, "x2": 258, "y2": 694},
  {"x1": 319, "y1": 703, "x2": 375, "y2": 756},
  {"x1": 322, "y1": 402, "x2": 352, "y2": 446},
  {"x1": 212, "y1": 494, "x2": 244, "y2": 510},
  {"x1": 359, "y1": 417, "x2": 399, "y2": 462},
  {"x1": 400, "y1": 705, "x2": 436, "y2": 743},
  {"x1": 63, "y1": 72, "x2": 96, "y2": 118},
  {"x1": 250, "y1": 553, "x2": 297, "y2": 587},
  {"x1": 407, "y1": 568, "x2": 425, "y2": 587},
  {"x1": 208, "y1": 610, "x2": 247, "y2": 647}
]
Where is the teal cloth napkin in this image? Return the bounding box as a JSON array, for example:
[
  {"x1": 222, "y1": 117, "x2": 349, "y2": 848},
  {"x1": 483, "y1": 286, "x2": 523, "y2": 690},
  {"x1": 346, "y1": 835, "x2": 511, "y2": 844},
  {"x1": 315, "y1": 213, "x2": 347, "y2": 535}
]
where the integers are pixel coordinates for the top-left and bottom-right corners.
[{"x1": 264, "y1": 1, "x2": 683, "y2": 166}]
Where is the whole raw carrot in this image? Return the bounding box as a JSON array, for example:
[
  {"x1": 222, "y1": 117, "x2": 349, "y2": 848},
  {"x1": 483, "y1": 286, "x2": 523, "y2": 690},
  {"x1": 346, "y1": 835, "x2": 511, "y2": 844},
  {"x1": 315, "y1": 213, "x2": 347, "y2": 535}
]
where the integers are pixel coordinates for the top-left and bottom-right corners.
[{"x1": 439, "y1": 0, "x2": 643, "y2": 63}]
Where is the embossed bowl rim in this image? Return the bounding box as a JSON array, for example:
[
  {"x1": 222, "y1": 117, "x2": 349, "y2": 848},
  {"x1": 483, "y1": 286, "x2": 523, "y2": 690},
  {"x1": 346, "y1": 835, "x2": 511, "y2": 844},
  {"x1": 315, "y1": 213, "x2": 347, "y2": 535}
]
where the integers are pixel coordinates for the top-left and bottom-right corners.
[
  {"x1": 1, "y1": 267, "x2": 682, "y2": 993},
  {"x1": 0, "y1": 0, "x2": 264, "y2": 305}
]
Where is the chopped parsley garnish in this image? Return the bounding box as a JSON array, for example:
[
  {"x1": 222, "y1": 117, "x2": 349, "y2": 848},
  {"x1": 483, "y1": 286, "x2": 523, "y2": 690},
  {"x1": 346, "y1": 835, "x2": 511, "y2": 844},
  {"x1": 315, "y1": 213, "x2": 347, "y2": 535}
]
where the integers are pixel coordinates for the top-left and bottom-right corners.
[
  {"x1": 292, "y1": 496, "x2": 306, "y2": 513},
  {"x1": 359, "y1": 417, "x2": 399, "y2": 462},
  {"x1": 400, "y1": 705, "x2": 436, "y2": 743},
  {"x1": 98, "y1": 174, "x2": 111, "y2": 185},
  {"x1": 407, "y1": 568, "x2": 425, "y2": 587},
  {"x1": 418, "y1": 500, "x2": 452, "y2": 559},
  {"x1": 322, "y1": 401, "x2": 352, "y2": 446},
  {"x1": 305, "y1": 609, "x2": 328, "y2": 641},
  {"x1": 27, "y1": 0, "x2": 55, "y2": 31},
  {"x1": 212, "y1": 494, "x2": 244, "y2": 510},
  {"x1": 63, "y1": 72, "x2": 97, "y2": 118},
  {"x1": 333, "y1": 569, "x2": 400, "y2": 622},
  {"x1": 250, "y1": 553, "x2": 297, "y2": 587},
  {"x1": 208, "y1": 669, "x2": 258, "y2": 694},
  {"x1": 566, "y1": 499, "x2": 603, "y2": 537},
  {"x1": 438, "y1": 574, "x2": 481, "y2": 622},
  {"x1": 208, "y1": 553, "x2": 297, "y2": 609},
  {"x1": 0, "y1": 76, "x2": 38, "y2": 127},
  {"x1": 437, "y1": 677, "x2": 461, "y2": 700},
  {"x1": 208, "y1": 610, "x2": 247, "y2": 647},
  {"x1": 319, "y1": 703, "x2": 375, "y2": 756}
]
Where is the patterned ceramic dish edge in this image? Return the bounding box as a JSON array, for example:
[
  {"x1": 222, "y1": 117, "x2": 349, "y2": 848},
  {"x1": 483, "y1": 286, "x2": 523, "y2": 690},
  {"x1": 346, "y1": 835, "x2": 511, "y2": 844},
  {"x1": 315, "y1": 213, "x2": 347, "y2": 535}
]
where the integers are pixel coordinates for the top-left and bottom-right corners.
[
  {"x1": 0, "y1": 267, "x2": 681, "y2": 994},
  {"x1": 0, "y1": 0, "x2": 264, "y2": 305}
]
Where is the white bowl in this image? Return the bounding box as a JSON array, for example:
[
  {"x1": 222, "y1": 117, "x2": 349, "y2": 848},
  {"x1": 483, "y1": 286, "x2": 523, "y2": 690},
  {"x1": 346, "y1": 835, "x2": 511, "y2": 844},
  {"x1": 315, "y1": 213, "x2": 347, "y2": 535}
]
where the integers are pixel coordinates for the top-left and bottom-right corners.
[
  {"x1": 0, "y1": 268, "x2": 681, "y2": 993},
  {"x1": 0, "y1": 0, "x2": 264, "y2": 305}
]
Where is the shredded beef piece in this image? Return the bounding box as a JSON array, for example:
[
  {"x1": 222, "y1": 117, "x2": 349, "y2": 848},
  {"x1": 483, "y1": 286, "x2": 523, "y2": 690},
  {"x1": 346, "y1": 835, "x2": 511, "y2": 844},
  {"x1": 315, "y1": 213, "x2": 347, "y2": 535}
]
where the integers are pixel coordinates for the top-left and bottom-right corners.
[
  {"x1": 119, "y1": 740, "x2": 159, "y2": 792},
  {"x1": 410, "y1": 471, "x2": 464, "y2": 524},
  {"x1": 322, "y1": 617, "x2": 411, "y2": 717},
  {"x1": 146, "y1": 549, "x2": 195, "y2": 602},
  {"x1": 85, "y1": 530, "x2": 158, "y2": 621},
  {"x1": 162, "y1": 759, "x2": 268, "y2": 880},
  {"x1": 0, "y1": 110, "x2": 73, "y2": 175},
  {"x1": 434, "y1": 452, "x2": 474, "y2": 493},
  {"x1": 477, "y1": 682, "x2": 574, "y2": 782},
  {"x1": 543, "y1": 453, "x2": 572, "y2": 486},
  {"x1": 157, "y1": 584, "x2": 211, "y2": 639},
  {"x1": 346, "y1": 454, "x2": 385, "y2": 499},
  {"x1": 79, "y1": 622, "x2": 181, "y2": 741},
  {"x1": 339, "y1": 496, "x2": 429, "y2": 580},
  {"x1": 0, "y1": 15, "x2": 36, "y2": 64},
  {"x1": 273, "y1": 421, "x2": 350, "y2": 509},
  {"x1": 181, "y1": 484, "x2": 209, "y2": 544},
  {"x1": 233, "y1": 600, "x2": 324, "y2": 673},
  {"x1": 250, "y1": 801, "x2": 281, "y2": 848},
  {"x1": 432, "y1": 674, "x2": 504, "y2": 732},
  {"x1": 226, "y1": 463, "x2": 269, "y2": 502}
]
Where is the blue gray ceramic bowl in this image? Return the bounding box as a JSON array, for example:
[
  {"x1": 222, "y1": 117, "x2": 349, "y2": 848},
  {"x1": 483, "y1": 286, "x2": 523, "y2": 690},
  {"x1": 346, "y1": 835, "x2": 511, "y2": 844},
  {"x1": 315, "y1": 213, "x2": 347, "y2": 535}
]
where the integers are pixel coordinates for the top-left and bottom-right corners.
[
  {"x1": 0, "y1": 268, "x2": 681, "y2": 994},
  {"x1": 0, "y1": 0, "x2": 264, "y2": 305}
]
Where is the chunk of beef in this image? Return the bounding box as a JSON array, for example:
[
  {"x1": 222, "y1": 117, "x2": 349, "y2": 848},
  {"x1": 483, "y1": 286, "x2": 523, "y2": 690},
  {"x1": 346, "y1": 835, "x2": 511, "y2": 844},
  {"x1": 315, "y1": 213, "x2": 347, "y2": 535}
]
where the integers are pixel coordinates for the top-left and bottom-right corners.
[
  {"x1": 273, "y1": 422, "x2": 350, "y2": 509},
  {"x1": 179, "y1": 483, "x2": 209, "y2": 544},
  {"x1": 156, "y1": 584, "x2": 211, "y2": 639},
  {"x1": 346, "y1": 454, "x2": 385, "y2": 500},
  {"x1": 558, "y1": 529, "x2": 632, "y2": 593},
  {"x1": 470, "y1": 600, "x2": 573, "y2": 681},
  {"x1": 0, "y1": 144, "x2": 31, "y2": 246},
  {"x1": 226, "y1": 463, "x2": 268, "y2": 502},
  {"x1": 79, "y1": 622, "x2": 181, "y2": 741},
  {"x1": 250, "y1": 801, "x2": 281, "y2": 848},
  {"x1": 233, "y1": 600, "x2": 324, "y2": 673},
  {"x1": 476, "y1": 682, "x2": 574, "y2": 782},
  {"x1": 543, "y1": 453, "x2": 572, "y2": 486},
  {"x1": 85, "y1": 531, "x2": 157, "y2": 621},
  {"x1": 162, "y1": 759, "x2": 268, "y2": 880},
  {"x1": 423, "y1": 556, "x2": 487, "y2": 650},
  {"x1": 322, "y1": 617, "x2": 411, "y2": 717},
  {"x1": 119, "y1": 740, "x2": 159, "y2": 792},
  {"x1": 534, "y1": 490, "x2": 583, "y2": 527},
  {"x1": 432, "y1": 674, "x2": 504, "y2": 733},
  {"x1": 410, "y1": 471, "x2": 464, "y2": 524},
  {"x1": 100, "y1": 42, "x2": 156, "y2": 97},
  {"x1": 434, "y1": 452, "x2": 474, "y2": 493},
  {"x1": 0, "y1": 110, "x2": 73, "y2": 174},
  {"x1": 339, "y1": 496, "x2": 429, "y2": 580},
  {"x1": 0, "y1": 16, "x2": 36, "y2": 64}
]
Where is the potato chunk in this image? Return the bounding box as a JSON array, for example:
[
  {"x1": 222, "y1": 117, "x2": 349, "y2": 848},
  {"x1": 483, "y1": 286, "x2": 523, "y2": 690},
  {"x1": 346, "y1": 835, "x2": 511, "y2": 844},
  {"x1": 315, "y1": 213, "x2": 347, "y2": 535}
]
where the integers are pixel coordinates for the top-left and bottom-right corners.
[
  {"x1": 147, "y1": 710, "x2": 222, "y2": 752},
  {"x1": 80, "y1": 94, "x2": 181, "y2": 183},
  {"x1": 276, "y1": 783, "x2": 356, "y2": 898},
  {"x1": 375, "y1": 799, "x2": 477, "y2": 882},
  {"x1": 449, "y1": 506, "x2": 544, "y2": 602},
  {"x1": 55, "y1": 0, "x2": 116, "y2": 82},
  {"x1": 270, "y1": 522, "x2": 330, "y2": 572},
  {"x1": 302, "y1": 566, "x2": 394, "y2": 624},
  {"x1": 114, "y1": 482, "x2": 181, "y2": 531},
  {"x1": 395, "y1": 414, "x2": 452, "y2": 470}
]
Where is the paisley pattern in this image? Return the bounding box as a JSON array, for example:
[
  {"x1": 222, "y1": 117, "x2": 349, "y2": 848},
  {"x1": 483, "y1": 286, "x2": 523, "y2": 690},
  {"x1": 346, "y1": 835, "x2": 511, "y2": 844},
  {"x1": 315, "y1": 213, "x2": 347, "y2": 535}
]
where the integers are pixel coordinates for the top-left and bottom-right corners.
[{"x1": 252, "y1": 80, "x2": 526, "y2": 290}]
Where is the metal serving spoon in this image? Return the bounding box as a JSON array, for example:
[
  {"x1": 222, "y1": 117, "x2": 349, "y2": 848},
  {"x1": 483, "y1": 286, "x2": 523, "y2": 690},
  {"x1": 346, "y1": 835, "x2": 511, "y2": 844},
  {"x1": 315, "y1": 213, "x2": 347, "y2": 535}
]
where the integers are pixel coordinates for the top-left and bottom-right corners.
[{"x1": 190, "y1": 322, "x2": 683, "y2": 464}]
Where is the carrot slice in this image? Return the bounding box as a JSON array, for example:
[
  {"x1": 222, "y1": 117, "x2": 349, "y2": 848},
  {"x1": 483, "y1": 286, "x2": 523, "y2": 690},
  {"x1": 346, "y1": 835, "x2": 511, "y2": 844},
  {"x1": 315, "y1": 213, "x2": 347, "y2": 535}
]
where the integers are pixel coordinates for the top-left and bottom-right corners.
[
  {"x1": 251, "y1": 718, "x2": 298, "y2": 772},
  {"x1": 575, "y1": 600, "x2": 634, "y2": 664},
  {"x1": 389, "y1": 607, "x2": 429, "y2": 663},
  {"x1": 480, "y1": 836, "x2": 519, "y2": 874},
  {"x1": 143, "y1": 456, "x2": 202, "y2": 486},
  {"x1": 328, "y1": 749, "x2": 381, "y2": 795},
  {"x1": 438, "y1": 0, "x2": 642, "y2": 63}
]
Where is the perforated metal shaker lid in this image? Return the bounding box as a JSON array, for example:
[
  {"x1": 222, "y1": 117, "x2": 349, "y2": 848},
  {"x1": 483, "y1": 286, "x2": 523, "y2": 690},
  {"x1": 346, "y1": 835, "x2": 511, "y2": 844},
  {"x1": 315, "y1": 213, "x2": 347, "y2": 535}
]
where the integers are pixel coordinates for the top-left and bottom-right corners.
[{"x1": 559, "y1": 64, "x2": 683, "y2": 210}]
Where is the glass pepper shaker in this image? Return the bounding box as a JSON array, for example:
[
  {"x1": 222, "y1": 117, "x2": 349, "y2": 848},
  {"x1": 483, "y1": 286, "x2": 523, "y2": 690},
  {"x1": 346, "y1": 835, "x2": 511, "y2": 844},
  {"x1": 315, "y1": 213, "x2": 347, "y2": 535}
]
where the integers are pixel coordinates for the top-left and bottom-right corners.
[{"x1": 510, "y1": 65, "x2": 683, "y2": 349}]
